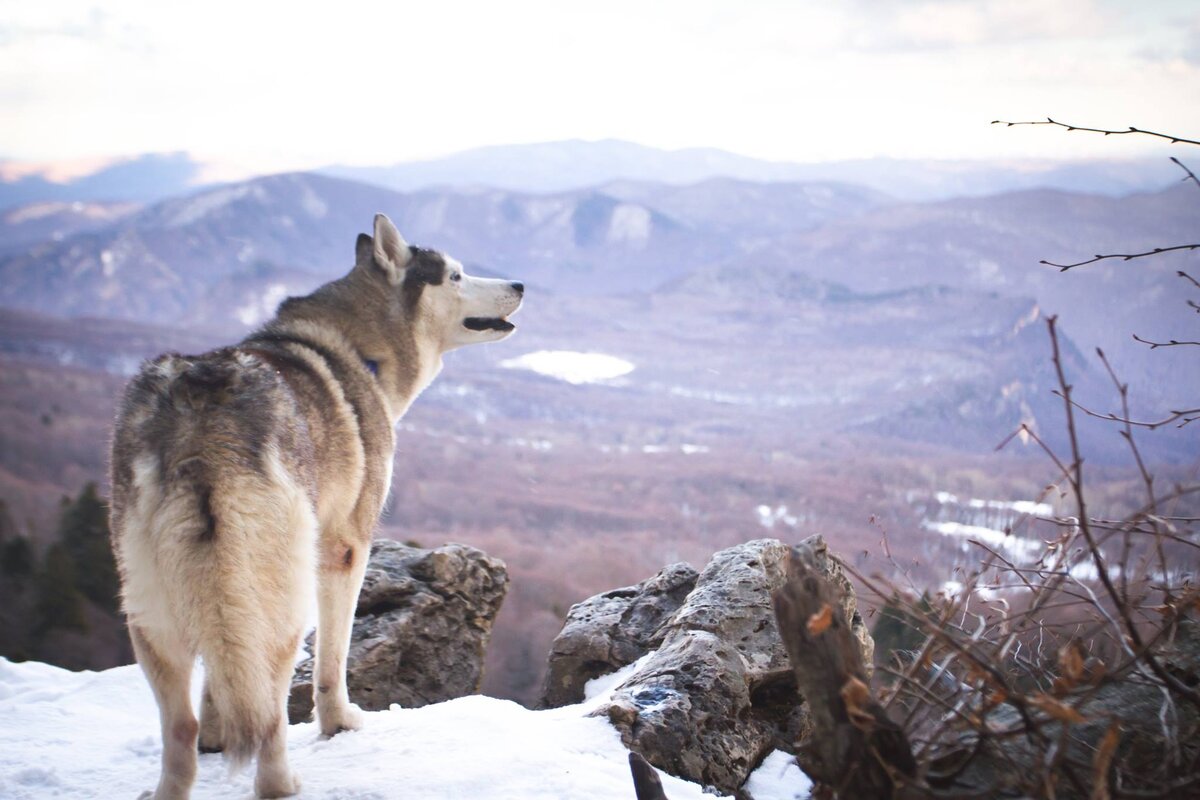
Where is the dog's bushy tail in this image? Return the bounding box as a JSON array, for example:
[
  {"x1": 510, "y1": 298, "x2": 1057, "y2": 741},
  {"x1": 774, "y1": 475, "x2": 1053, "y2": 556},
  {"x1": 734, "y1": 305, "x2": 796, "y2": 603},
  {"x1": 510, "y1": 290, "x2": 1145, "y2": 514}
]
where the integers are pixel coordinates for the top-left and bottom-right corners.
[
  {"x1": 115, "y1": 352, "x2": 316, "y2": 769},
  {"x1": 195, "y1": 462, "x2": 317, "y2": 769}
]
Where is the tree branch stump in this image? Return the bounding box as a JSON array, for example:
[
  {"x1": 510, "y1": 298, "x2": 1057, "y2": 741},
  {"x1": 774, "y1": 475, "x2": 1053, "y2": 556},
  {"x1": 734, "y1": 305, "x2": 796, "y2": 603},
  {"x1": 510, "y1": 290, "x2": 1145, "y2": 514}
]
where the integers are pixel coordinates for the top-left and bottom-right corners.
[{"x1": 772, "y1": 541, "x2": 918, "y2": 798}]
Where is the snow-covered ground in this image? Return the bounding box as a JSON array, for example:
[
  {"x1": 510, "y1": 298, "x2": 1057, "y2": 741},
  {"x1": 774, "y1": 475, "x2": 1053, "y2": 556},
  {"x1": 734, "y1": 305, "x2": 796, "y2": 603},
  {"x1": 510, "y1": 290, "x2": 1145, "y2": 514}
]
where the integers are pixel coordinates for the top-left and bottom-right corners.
[{"x1": 0, "y1": 657, "x2": 810, "y2": 799}]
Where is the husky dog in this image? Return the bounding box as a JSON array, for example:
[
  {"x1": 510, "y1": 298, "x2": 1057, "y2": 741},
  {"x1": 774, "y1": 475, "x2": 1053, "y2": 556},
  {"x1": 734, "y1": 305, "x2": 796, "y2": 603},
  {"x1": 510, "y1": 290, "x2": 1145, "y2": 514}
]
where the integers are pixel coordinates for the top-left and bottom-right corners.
[{"x1": 110, "y1": 214, "x2": 523, "y2": 799}]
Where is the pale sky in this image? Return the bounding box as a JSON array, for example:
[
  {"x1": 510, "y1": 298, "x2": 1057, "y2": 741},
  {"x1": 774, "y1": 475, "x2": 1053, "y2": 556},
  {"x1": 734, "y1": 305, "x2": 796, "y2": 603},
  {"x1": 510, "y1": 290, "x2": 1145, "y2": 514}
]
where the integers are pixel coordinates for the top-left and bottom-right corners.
[{"x1": 2, "y1": 0, "x2": 1199, "y2": 174}]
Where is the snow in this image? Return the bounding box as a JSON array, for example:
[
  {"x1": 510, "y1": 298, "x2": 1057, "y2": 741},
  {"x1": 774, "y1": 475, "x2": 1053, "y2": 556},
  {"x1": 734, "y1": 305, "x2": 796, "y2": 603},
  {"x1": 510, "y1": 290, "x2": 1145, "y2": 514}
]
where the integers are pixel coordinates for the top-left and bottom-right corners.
[
  {"x1": 742, "y1": 751, "x2": 813, "y2": 800},
  {"x1": 607, "y1": 204, "x2": 652, "y2": 247},
  {"x1": 167, "y1": 184, "x2": 261, "y2": 228},
  {"x1": 581, "y1": 652, "x2": 655, "y2": 705},
  {"x1": 756, "y1": 505, "x2": 798, "y2": 529},
  {"x1": 940, "y1": 580, "x2": 1000, "y2": 601},
  {"x1": 235, "y1": 283, "x2": 291, "y2": 326},
  {"x1": 933, "y1": 491, "x2": 1051, "y2": 517},
  {"x1": 922, "y1": 520, "x2": 1042, "y2": 561},
  {"x1": 0, "y1": 657, "x2": 812, "y2": 799},
  {"x1": 500, "y1": 350, "x2": 634, "y2": 385}
]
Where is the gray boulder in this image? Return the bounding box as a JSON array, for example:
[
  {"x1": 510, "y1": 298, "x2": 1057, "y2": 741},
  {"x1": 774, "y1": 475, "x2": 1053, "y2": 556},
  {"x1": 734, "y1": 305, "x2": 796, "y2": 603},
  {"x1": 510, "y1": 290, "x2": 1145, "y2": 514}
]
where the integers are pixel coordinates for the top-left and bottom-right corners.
[
  {"x1": 539, "y1": 562, "x2": 699, "y2": 708},
  {"x1": 557, "y1": 536, "x2": 871, "y2": 795},
  {"x1": 289, "y1": 539, "x2": 508, "y2": 723}
]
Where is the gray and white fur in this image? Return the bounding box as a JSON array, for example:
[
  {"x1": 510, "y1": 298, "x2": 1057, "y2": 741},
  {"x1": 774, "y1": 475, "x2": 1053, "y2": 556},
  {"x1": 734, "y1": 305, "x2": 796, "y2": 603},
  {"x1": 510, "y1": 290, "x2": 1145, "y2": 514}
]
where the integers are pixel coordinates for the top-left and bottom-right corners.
[{"x1": 110, "y1": 214, "x2": 523, "y2": 799}]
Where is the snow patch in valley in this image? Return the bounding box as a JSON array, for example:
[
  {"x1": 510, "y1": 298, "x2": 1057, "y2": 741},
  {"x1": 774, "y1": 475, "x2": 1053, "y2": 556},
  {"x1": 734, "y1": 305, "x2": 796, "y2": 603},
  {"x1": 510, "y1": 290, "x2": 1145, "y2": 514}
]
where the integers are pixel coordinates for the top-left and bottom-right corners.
[
  {"x1": 933, "y1": 491, "x2": 1051, "y2": 517},
  {"x1": 756, "y1": 504, "x2": 799, "y2": 529},
  {"x1": 501, "y1": 350, "x2": 634, "y2": 385},
  {"x1": 922, "y1": 520, "x2": 1042, "y2": 561}
]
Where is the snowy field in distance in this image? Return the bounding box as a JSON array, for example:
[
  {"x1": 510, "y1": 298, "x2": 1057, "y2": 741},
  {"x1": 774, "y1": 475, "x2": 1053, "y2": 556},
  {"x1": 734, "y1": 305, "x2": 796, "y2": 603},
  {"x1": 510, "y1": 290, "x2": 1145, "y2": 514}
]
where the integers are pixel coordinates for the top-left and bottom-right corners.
[
  {"x1": 500, "y1": 350, "x2": 634, "y2": 385},
  {"x1": 0, "y1": 657, "x2": 810, "y2": 799}
]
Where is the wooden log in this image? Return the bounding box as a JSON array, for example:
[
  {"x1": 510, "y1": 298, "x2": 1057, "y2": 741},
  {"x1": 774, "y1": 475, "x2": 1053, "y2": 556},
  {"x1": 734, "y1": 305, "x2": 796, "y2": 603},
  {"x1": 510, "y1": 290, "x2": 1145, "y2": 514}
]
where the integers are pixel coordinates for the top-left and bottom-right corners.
[{"x1": 771, "y1": 542, "x2": 918, "y2": 798}]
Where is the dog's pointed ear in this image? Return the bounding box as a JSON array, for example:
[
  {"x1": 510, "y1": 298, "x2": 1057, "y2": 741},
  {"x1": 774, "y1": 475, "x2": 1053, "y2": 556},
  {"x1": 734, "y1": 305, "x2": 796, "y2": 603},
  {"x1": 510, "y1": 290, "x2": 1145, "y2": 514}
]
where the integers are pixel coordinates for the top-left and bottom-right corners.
[
  {"x1": 371, "y1": 213, "x2": 412, "y2": 285},
  {"x1": 355, "y1": 233, "x2": 374, "y2": 267}
]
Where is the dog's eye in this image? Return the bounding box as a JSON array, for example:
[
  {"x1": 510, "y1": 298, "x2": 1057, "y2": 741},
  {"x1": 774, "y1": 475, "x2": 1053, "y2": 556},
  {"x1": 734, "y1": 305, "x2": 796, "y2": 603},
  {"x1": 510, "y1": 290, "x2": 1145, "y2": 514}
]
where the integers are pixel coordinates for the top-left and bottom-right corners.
[{"x1": 450, "y1": 272, "x2": 462, "y2": 283}]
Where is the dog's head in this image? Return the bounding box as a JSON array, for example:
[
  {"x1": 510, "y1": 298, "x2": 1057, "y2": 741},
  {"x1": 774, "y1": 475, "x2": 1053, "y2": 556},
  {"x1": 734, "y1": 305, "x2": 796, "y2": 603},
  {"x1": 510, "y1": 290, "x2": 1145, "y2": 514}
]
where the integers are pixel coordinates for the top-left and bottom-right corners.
[{"x1": 361, "y1": 213, "x2": 523, "y2": 352}]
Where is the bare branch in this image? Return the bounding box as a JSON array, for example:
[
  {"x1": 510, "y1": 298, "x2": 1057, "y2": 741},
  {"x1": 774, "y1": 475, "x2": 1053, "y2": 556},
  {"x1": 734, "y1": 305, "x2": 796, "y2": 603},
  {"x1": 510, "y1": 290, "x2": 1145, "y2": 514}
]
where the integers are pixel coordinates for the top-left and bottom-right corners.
[
  {"x1": 1170, "y1": 157, "x2": 1200, "y2": 191},
  {"x1": 1048, "y1": 389, "x2": 1200, "y2": 430},
  {"x1": 1132, "y1": 334, "x2": 1200, "y2": 349},
  {"x1": 990, "y1": 118, "x2": 1200, "y2": 146},
  {"x1": 1040, "y1": 244, "x2": 1200, "y2": 271},
  {"x1": 1046, "y1": 317, "x2": 1200, "y2": 711}
]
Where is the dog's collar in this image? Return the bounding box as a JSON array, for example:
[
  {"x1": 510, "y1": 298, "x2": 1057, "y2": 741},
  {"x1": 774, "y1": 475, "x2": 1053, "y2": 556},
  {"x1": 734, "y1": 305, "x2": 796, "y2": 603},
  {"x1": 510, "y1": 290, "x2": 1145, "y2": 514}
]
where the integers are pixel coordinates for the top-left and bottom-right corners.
[{"x1": 363, "y1": 359, "x2": 379, "y2": 376}]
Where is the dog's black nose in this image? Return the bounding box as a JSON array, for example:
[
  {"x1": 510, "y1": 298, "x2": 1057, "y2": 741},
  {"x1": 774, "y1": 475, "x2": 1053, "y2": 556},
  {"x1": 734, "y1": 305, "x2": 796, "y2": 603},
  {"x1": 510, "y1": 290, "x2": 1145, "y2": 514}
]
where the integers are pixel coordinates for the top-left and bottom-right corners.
[{"x1": 511, "y1": 282, "x2": 524, "y2": 294}]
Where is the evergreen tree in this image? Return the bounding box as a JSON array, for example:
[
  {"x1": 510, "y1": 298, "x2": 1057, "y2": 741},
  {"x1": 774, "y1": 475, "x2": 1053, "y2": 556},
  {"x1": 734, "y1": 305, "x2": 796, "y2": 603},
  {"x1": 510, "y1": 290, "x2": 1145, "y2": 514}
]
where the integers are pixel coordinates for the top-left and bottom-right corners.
[
  {"x1": 34, "y1": 543, "x2": 88, "y2": 634},
  {"x1": 0, "y1": 536, "x2": 35, "y2": 577},
  {"x1": 0, "y1": 497, "x2": 16, "y2": 541},
  {"x1": 56, "y1": 483, "x2": 120, "y2": 615}
]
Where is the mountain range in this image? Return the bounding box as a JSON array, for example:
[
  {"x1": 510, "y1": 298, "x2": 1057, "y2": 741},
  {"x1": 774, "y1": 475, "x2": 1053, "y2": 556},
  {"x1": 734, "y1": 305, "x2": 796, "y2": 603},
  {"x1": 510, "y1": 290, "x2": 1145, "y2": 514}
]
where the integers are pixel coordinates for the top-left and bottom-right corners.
[
  {"x1": 1, "y1": 165, "x2": 1195, "y2": 461},
  {"x1": 0, "y1": 140, "x2": 1183, "y2": 212}
]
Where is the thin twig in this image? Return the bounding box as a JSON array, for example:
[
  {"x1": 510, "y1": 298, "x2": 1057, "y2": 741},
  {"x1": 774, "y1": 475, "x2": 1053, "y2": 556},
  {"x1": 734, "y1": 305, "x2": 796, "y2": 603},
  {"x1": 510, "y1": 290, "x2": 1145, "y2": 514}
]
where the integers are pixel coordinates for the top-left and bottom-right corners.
[
  {"x1": 990, "y1": 118, "x2": 1200, "y2": 147},
  {"x1": 1040, "y1": 244, "x2": 1200, "y2": 271},
  {"x1": 1171, "y1": 157, "x2": 1200, "y2": 190},
  {"x1": 1048, "y1": 390, "x2": 1200, "y2": 430},
  {"x1": 1133, "y1": 334, "x2": 1200, "y2": 349}
]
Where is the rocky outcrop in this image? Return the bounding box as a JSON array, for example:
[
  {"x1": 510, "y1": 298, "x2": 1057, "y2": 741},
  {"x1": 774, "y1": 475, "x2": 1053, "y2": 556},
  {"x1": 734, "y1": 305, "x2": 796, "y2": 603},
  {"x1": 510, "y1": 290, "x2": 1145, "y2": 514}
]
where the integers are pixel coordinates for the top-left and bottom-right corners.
[
  {"x1": 542, "y1": 536, "x2": 872, "y2": 795},
  {"x1": 539, "y1": 562, "x2": 699, "y2": 708},
  {"x1": 289, "y1": 539, "x2": 508, "y2": 723}
]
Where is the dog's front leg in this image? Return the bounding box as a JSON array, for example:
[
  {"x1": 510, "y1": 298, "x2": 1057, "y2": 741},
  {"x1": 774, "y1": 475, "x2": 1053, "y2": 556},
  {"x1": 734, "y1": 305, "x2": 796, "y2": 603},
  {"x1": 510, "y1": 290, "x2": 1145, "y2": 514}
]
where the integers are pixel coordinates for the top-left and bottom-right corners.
[{"x1": 313, "y1": 528, "x2": 370, "y2": 736}]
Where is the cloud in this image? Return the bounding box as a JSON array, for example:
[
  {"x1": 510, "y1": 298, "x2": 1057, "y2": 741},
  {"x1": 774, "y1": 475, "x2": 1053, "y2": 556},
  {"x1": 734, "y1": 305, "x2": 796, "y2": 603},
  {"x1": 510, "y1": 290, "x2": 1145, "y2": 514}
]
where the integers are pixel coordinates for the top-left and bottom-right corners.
[
  {"x1": 0, "y1": 0, "x2": 1196, "y2": 166},
  {"x1": 842, "y1": 0, "x2": 1114, "y2": 51}
]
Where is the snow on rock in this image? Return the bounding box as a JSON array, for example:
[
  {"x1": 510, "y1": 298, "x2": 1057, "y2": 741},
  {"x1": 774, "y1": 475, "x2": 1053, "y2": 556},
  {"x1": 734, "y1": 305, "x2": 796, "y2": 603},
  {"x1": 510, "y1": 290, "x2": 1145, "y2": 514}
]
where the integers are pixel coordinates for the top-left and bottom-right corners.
[
  {"x1": 501, "y1": 350, "x2": 634, "y2": 385},
  {"x1": 0, "y1": 657, "x2": 718, "y2": 799}
]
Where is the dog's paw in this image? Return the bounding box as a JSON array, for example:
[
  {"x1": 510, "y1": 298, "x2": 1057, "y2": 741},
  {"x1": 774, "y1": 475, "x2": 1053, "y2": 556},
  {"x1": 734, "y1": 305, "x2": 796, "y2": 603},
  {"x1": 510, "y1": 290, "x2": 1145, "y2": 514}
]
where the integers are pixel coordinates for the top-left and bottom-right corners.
[
  {"x1": 255, "y1": 769, "x2": 301, "y2": 799},
  {"x1": 318, "y1": 701, "x2": 365, "y2": 737}
]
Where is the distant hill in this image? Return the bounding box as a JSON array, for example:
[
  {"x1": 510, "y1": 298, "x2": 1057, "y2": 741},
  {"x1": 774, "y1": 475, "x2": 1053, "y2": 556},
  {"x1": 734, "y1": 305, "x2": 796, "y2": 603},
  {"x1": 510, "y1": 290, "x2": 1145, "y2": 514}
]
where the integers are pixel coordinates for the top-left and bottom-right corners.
[
  {"x1": 322, "y1": 139, "x2": 1180, "y2": 200},
  {"x1": 0, "y1": 153, "x2": 207, "y2": 211},
  {"x1": 0, "y1": 201, "x2": 140, "y2": 256},
  {"x1": 4, "y1": 141, "x2": 1177, "y2": 214},
  {"x1": 719, "y1": 183, "x2": 1200, "y2": 410}
]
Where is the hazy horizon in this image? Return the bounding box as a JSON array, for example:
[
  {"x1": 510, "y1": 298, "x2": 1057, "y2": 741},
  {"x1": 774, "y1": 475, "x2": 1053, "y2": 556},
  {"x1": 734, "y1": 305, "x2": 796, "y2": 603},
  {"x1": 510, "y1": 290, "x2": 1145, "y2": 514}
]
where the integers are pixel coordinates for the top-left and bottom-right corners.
[{"x1": 3, "y1": 0, "x2": 1199, "y2": 175}]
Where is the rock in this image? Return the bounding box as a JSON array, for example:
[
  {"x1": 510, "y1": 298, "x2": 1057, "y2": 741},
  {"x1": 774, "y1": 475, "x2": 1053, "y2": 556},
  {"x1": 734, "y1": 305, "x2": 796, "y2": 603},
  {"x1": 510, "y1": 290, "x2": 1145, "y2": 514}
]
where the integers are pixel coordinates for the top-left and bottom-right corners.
[
  {"x1": 574, "y1": 536, "x2": 872, "y2": 795},
  {"x1": 539, "y1": 562, "x2": 699, "y2": 708},
  {"x1": 289, "y1": 539, "x2": 508, "y2": 723}
]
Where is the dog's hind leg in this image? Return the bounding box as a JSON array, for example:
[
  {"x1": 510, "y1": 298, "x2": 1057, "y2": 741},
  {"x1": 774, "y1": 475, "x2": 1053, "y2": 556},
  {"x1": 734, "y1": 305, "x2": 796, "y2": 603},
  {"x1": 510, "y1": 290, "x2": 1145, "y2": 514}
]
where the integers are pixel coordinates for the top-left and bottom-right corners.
[
  {"x1": 253, "y1": 634, "x2": 304, "y2": 799},
  {"x1": 313, "y1": 528, "x2": 370, "y2": 736},
  {"x1": 131, "y1": 625, "x2": 198, "y2": 800}
]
